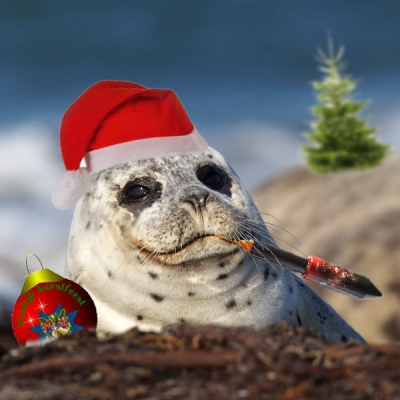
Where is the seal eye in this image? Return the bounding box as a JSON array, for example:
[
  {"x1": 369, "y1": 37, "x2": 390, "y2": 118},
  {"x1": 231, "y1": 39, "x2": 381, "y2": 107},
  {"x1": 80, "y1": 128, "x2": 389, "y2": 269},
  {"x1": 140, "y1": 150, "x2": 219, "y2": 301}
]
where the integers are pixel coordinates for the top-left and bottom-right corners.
[
  {"x1": 124, "y1": 185, "x2": 150, "y2": 202},
  {"x1": 119, "y1": 177, "x2": 161, "y2": 206},
  {"x1": 199, "y1": 167, "x2": 224, "y2": 190}
]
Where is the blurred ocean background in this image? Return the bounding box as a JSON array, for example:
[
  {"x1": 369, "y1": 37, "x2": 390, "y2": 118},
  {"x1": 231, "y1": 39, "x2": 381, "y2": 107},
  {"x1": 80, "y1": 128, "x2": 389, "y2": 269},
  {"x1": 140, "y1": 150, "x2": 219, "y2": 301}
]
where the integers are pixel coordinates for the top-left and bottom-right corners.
[{"x1": 1, "y1": 0, "x2": 400, "y2": 324}]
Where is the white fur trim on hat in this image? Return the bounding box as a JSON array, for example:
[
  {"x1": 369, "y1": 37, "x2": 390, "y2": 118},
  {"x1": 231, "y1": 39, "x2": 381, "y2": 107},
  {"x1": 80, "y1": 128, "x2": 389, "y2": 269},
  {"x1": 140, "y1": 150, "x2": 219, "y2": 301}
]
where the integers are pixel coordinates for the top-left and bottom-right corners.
[
  {"x1": 52, "y1": 168, "x2": 90, "y2": 210},
  {"x1": 51, "y1": 128, "x2": 208, "y2": 209},
  {"x1": 85, "y1": 128, "x2": 208, "y2": 172}
]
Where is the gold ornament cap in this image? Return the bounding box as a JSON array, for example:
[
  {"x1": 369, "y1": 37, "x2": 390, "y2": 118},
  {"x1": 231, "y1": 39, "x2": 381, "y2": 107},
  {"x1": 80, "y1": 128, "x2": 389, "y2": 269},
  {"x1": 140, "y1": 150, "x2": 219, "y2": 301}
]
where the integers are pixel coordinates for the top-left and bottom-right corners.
[{"x1": 21, "y1": 253, "x2": 63, "y2": 295}]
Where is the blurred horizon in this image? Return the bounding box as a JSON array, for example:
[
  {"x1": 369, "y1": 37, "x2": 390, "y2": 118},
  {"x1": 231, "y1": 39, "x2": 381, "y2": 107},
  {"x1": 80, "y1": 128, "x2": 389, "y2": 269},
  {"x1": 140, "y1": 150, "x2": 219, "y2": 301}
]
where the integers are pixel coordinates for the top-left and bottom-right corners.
[
  {"x1": 2, "y1": 1, "x2": 400, "y2": 127},
  {"x1": 1, "y1": 0, "x2": 400, "y2": 325}
]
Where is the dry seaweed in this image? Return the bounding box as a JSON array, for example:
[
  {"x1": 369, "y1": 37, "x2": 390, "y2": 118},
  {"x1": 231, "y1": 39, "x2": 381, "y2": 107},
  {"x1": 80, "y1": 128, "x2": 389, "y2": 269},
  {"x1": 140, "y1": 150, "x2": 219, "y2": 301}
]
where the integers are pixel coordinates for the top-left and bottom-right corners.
[{"x1": 1, "y1": 323, "x2": 399, "y2": 399}]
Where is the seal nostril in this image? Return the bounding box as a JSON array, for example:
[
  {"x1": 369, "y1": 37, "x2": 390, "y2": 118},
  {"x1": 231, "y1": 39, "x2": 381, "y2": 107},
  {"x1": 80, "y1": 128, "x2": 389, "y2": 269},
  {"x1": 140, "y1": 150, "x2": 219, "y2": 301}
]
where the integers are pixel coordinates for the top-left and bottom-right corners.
[
  {"x1": 202, "y1": 192, "x2": 210, "y2": 207},
  {"x1": 184, "y1": 191, "x2": 210, "y2": 212}
]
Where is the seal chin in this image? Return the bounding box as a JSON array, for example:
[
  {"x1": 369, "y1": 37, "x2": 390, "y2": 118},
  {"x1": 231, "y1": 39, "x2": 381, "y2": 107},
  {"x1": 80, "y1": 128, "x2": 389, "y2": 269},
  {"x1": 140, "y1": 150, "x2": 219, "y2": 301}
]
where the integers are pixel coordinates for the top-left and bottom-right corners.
[{"x1": 136, "y1": 235, "x2": 240, "y2": 266}]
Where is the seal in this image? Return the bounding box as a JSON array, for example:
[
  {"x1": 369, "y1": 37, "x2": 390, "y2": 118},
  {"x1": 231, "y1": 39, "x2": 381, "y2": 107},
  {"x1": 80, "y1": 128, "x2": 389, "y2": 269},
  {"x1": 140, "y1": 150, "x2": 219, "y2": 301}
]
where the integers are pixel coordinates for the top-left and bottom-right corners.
[{"x1": 66, "y1": 147, "x2": 365, "y2": 343}]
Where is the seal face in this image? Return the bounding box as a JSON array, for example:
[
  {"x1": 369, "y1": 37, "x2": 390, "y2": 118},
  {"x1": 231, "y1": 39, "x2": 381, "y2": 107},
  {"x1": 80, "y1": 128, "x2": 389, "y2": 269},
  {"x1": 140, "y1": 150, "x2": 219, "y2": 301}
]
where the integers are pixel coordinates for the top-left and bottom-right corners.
[{"x1": 67, "y1": 147, "x2": 365, "y2": 343}]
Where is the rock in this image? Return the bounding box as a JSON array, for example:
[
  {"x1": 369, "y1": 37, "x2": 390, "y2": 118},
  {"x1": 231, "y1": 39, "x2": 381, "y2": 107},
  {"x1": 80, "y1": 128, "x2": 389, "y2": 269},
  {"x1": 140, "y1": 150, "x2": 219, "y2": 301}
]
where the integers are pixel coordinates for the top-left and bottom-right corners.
[{"x1": 251, "y1": 152, "x2": 400, "y2": 343}]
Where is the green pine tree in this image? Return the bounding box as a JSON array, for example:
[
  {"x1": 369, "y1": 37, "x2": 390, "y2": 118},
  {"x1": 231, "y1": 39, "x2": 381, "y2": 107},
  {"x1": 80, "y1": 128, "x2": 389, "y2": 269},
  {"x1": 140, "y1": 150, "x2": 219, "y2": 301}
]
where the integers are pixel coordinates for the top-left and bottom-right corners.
[{"x1": 303, "y1": 40, "x2": 390, "y2": 173}]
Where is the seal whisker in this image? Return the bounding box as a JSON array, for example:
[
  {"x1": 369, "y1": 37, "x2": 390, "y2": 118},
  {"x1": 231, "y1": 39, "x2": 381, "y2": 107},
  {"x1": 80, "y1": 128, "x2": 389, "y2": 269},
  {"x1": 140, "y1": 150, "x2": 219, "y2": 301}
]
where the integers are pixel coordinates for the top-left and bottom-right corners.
[
  {"x1": 103, "y1": 257, "x2": 128, "y2": 288},
  {"x1": 233, "y1": 224, "x2": 282, "y2": 273},
  {"x1": 232, "y1": 218, "x2": 274, "y2": 247},
  {"x1": 237, "y1": 216, "x2": 287, "y2": 241},
  {"x1": 237, "y1": 217, "x2": 305, "y2": 257},
  {"x1": 238, "y1": 222, "x2": 277, "y2": 247},
  {"x1": 152, "y1": 251, "x2": 163, "y2": 265},
  {"x1": 103, "y1": 247, "x2": 119, "y2": 271},
  {"x1": 243, "y1": 217, "x2": 301, "y2": 247},
  {"x1": 117, "y1": 237, "x2": 147, "y2": 252},
  {"x1": 238, "y1": 237, "x2": 265, "y2": 272},
  {"x1": 242, "y1": 231, "x2": 291, "y2": 276},
  {"x1": 229, "y1": 227, "x2": 263, "y2": 272},
  {"x1": 130, "y1": 242, "x2": 145, "y2": 251},
  {"x1": 142, "y1": 249, "x2": 160, "y2": 266},
  {"x1": 257, "y1": 210, "x2": 283, "y2": 225},
  {"x1": 136, "y1": 243, "x2": 150, "y2": 255},
  {"x1": 240, "y1": 219, "x2": 284, "y2": 242}
]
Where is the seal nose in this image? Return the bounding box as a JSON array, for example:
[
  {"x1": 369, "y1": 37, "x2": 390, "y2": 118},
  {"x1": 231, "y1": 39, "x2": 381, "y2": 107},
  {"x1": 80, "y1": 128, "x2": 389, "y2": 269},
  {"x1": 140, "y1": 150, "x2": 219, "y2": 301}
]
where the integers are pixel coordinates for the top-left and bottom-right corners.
[{"x1": 183, "y1": 188, "x2": 210, "y2": 213}]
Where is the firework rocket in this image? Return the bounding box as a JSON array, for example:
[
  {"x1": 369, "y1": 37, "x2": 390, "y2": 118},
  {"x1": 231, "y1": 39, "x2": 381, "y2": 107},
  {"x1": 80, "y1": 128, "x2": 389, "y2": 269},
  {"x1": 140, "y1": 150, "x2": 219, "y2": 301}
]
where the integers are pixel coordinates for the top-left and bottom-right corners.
[{"x1": 217, "y1": 237, "x2": 381, "y2": 300}]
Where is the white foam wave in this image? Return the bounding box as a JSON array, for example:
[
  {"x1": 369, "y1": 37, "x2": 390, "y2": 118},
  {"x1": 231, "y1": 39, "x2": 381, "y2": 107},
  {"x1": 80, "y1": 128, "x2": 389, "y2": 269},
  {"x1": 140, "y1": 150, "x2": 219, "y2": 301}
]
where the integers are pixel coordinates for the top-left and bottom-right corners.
[
  {"x1": 0, "y1": 123, "x2": 71, "y2": 326},
  {"x1": 0, "y1": 123, "x2": 64, "y2": 200}
]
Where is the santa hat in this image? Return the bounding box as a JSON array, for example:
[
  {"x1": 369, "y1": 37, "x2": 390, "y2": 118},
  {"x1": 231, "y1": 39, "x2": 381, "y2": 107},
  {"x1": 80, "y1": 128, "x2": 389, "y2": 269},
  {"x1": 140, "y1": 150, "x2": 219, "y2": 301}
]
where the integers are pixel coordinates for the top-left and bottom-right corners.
[{"x1": 52, "y1": 80, "x2": 208, "y2": 209}]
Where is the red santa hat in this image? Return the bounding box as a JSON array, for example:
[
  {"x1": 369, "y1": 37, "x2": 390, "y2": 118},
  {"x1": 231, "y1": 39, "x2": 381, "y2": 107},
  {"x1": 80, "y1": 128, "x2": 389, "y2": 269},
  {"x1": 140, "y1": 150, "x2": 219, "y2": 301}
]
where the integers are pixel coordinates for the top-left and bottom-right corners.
[{"x1": 52, "y1": 80, "x2": 208, "y2": 209}]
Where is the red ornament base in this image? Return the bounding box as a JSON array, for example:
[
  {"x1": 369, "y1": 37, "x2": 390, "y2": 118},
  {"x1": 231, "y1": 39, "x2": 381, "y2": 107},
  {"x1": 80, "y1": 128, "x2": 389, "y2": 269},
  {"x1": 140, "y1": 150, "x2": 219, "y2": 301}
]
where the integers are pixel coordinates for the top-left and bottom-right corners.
[{"x1": 12, "y1": 271, "x2": 97, "y2": 346}]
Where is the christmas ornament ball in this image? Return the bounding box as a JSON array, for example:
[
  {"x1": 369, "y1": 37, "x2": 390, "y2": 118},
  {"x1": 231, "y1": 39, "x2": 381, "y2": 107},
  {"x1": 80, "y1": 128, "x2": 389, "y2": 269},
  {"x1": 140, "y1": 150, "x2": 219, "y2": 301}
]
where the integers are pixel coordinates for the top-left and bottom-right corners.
[{"x1": 12, "y1": 267, "x2": 97, "y2": 345}]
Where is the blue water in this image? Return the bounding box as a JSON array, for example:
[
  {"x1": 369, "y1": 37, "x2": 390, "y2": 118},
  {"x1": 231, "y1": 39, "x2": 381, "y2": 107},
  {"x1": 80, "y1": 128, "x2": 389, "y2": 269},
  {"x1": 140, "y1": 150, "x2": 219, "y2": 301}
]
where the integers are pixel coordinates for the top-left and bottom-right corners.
[
  {"x1": 1, "y1": 1, "x2": 400, "y2": 324},
  {"x1": 1, "y1": 0, "x2": 400, "y2": 128}
]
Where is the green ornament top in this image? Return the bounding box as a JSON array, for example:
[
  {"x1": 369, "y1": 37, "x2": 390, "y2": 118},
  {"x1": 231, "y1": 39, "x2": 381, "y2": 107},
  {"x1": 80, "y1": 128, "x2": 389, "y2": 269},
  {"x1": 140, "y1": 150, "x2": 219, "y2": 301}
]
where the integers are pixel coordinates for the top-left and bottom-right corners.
[{"x1": 21, "y1": 253, "x2": 63, "y2": 295}]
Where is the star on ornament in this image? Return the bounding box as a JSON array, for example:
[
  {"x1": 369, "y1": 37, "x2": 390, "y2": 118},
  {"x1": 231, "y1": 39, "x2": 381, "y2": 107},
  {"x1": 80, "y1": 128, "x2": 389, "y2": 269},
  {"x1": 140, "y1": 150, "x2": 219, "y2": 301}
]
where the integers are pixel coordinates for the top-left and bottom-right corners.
[{"x1": 29, "y1": 303, "x2": 84, "y2": 340}]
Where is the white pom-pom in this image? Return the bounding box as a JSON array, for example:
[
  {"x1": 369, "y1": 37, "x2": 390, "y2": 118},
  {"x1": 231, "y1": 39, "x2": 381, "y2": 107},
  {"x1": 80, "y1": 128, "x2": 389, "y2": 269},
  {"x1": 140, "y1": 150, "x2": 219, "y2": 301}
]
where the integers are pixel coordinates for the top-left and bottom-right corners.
[{"x1": 52, "y1": 168, "x2": 90, "y2": 210}]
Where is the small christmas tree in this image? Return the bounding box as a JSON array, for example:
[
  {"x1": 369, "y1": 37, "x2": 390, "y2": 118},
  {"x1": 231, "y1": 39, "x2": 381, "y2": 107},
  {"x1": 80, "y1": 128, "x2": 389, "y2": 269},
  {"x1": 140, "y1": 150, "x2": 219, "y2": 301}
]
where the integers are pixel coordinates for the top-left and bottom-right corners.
[{"x1": 303, "y1": 40, "x2": 389, "y2": 173}]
